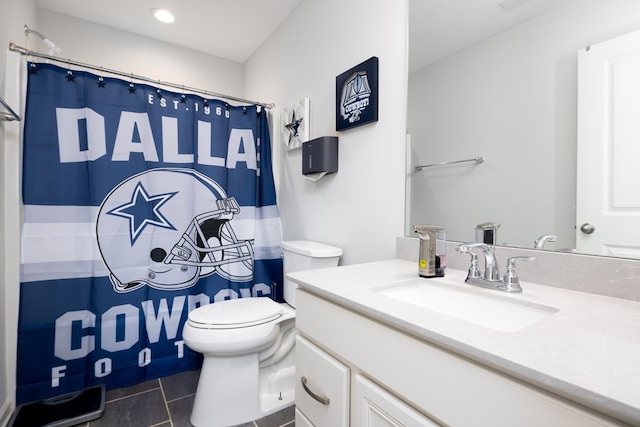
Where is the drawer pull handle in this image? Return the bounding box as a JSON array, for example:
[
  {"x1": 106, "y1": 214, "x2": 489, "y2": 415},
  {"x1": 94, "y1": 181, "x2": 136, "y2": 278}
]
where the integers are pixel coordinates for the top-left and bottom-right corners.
[{"x1": 301, "y1": 376, "x2": 330, "y2": 405}]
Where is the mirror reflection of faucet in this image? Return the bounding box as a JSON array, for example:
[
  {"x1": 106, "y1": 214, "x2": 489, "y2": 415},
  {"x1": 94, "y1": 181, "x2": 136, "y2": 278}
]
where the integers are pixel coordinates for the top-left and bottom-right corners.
[
  {"x1": 456, "y1": 243, "x2": 535, "y2": 292},
  {"x1": 534, "y1": 234, "x2": 557, "y2": 249}
]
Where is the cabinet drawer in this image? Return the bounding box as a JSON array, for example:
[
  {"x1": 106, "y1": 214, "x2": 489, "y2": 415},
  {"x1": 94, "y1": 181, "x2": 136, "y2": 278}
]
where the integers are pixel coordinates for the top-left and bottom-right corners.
[{"x1": 296, "y1": 335, "x2": 350, "y2": 427}]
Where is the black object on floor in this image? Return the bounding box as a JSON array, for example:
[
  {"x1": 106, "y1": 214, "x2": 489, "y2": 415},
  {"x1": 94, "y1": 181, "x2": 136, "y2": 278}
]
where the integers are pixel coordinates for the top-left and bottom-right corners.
[{"x1": 9, "y1": 384, "x2": 105, "y2": 427}]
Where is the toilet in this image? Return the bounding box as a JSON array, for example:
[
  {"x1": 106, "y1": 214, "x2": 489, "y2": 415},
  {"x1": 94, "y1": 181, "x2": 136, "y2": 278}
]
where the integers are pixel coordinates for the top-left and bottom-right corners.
[{"x1": 182, "y1": 240, "x2": 342, "y2": 427}]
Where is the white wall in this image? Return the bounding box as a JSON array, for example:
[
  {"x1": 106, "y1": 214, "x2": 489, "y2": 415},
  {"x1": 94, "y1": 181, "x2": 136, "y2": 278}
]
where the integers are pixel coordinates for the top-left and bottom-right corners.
[
  {"x1": 407, "y1": 0, "x2": 640, "y2": 249},
  {"x1": 36, "y1": 10, "x2": 245, "y2": 96},
  {"x1": 1, "y1": 0, "x2": 37, "y2": 423},
  {"x1": 245, "y1": 0, "x2": 409, "y2": 265}
]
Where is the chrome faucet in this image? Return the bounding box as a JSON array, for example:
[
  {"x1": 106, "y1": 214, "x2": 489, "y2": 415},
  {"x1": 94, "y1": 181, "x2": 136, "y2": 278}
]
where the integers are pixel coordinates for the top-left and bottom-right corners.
[
  {"x1": 457, "y1": 242, "x2": 500, "y2": 280},
  {"x1": 534, "y1": 234, "x2": 557, "y2": 249},
  {"x1": 456, "y1": 243, "x2": 535, "y2": 292}
]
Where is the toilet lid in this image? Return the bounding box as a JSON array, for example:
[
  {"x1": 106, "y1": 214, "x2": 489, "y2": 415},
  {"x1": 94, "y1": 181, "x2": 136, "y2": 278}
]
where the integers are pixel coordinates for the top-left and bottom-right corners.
[{"x1": 188, "y1": 297, "x2": 284, "y2": 329}]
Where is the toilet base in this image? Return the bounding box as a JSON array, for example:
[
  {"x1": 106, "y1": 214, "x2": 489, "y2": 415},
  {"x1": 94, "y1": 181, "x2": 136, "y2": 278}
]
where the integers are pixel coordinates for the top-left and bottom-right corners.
[{"x1": 190, "y1": 352, "x2": 295, "y2": 427}]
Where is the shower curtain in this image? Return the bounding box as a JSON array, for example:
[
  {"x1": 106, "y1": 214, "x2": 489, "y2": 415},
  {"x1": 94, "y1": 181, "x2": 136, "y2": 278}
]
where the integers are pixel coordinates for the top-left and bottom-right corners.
[{"x1": 17, "y1": 62, "x2": 283, "y2": 404}]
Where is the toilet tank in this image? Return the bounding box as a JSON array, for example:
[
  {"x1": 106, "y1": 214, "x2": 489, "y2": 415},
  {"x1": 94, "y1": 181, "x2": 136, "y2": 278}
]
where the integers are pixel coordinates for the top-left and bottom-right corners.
[{"x1": 281, "y1": 240, "x2": 342, "y2": 308}]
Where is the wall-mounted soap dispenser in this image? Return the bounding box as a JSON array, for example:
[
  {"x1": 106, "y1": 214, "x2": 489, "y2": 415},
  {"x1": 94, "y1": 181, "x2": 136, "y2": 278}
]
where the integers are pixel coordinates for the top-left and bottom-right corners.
[
  {"x1": 302, "y1": 136, "x2": 338, "y2": 177},
  {"x1": 413, "y1": 225, "x2": 446, "y2": 278}
]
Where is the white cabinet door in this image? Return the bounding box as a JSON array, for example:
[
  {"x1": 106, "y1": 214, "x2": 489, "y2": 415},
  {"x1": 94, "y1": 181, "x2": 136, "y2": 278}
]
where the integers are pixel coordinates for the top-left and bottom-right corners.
[
  {"x1": 354, "y1": 375, "x2": 441, "y2": 427},
  {"x1": 296, "y1": 335, "x2": 350, "y2": 427}
]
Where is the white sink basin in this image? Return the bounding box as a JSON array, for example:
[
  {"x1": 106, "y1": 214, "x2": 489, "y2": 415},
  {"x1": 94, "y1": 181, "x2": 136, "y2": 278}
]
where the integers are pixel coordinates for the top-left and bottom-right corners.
[{"x1": 374, "y1": 278, "x2": 558, "y2": 332}]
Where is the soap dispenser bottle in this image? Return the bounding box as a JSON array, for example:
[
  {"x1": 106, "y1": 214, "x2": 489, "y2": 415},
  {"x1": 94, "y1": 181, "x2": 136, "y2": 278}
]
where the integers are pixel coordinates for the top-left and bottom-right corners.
[{"x1": 413, "y1": 225, "x2": 446, "y2": 278}]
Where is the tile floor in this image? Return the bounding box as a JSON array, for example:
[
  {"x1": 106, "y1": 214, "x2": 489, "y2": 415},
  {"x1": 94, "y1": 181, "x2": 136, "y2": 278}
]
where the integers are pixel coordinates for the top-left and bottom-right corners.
[{"x1": 70, "y1": 369, "x2": 295, "y2": 427}]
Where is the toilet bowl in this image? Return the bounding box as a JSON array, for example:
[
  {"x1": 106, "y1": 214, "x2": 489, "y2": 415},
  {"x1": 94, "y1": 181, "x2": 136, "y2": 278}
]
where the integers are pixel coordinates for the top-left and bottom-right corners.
[{"x1": 183, "y1": 240, "x2": 342, "y2": 427}]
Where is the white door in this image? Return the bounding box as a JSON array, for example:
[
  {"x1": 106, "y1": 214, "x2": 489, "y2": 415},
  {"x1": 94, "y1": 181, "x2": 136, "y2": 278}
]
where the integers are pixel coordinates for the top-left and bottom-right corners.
[{"x1": 577, "y1": 29, "x2": 640, "y2": 258}]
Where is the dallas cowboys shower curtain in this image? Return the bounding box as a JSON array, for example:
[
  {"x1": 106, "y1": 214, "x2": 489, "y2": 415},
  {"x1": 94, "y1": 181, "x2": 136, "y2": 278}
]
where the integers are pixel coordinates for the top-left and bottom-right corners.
[{"x1": 17, "y1": 62, "x2": 283, "y2": 404}]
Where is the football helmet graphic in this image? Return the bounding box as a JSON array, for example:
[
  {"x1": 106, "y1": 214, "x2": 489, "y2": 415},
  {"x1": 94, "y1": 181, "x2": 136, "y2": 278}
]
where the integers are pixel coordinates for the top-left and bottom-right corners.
[{"x1": 96, "y1": 168, "x2": 254, "y2": 293}]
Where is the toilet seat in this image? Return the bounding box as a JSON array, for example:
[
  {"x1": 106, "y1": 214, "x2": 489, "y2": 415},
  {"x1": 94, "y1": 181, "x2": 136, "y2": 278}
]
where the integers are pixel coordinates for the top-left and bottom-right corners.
[{"x1": 188, "y1": 297, "x2": 284, "y2": 330}]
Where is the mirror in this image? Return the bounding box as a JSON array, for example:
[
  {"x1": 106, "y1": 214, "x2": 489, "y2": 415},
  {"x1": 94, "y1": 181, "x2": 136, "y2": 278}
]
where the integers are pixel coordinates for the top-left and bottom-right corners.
[{"x1": 406, "y1": 0, "x2": 640, "y2": 258}]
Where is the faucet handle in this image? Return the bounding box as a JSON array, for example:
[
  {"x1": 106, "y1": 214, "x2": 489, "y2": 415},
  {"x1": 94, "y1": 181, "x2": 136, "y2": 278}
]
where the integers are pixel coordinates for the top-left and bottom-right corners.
[
  {"x1": 502, "y1": 256, "x2": 535, "y2": 292},
  {"x1": 456, "y1": 243, "x2": 485, "y2": 281},
  {"x1": 505, "y1": 256, "x2": 536, "y2": 268},
  {"x1": 459, "y1": 250, "x2": 482, "y2": 280}
]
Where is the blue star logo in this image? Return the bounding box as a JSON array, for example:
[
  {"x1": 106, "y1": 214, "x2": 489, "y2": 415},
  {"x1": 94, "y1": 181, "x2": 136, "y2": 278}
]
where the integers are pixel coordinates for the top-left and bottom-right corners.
[{"x1": 107, "y1": 182, "x2": 177, "y2": 245}]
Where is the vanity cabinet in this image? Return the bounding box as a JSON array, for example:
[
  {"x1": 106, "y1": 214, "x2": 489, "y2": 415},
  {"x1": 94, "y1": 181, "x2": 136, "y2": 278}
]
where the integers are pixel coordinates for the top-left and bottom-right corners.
[
  {"x1": 295, "y1": 334, "x2": 437, "y2": 427},
  {"x1": 295, "y1": 289, "x2": 626, "y2": 427}
]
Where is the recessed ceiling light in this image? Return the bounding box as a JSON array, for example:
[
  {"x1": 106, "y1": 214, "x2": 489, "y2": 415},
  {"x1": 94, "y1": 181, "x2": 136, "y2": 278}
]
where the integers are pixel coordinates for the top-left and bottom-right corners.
[{"x1": 151, "y1": 8, "x2": 175, "y2": 23}]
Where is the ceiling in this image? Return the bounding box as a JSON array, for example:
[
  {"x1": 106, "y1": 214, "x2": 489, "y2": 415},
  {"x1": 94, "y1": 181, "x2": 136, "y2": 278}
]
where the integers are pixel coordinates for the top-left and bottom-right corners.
[
  {"x1": 36, "y1": 0, "x2": 568, "y2": 70},
  {"x1": 35, "y1": 0, "x2": 303, "y2": 63},
  {"x1": 408, "y1": 0, "x2": 571, "y2": 72}
]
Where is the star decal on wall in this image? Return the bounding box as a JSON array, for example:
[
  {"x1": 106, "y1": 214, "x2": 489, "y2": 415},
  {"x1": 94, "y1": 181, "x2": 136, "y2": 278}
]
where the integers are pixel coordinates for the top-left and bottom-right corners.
[{"x1": 281, "y1": 98, "x2": 310, "y2": 150}]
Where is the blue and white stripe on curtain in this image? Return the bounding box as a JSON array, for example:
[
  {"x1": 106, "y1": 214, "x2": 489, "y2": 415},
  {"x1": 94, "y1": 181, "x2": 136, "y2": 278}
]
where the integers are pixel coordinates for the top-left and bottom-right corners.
[{"x1": 17, "y1": 62, "x2": 283, "y2": 405}]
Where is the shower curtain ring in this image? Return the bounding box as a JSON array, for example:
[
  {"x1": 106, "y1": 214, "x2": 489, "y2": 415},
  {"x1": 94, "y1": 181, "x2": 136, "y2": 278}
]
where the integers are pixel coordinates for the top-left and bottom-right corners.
[
  {"x1": 128, "y1": 73, "x2": 136, "y2": 93},
  {"x1": 65, "y1": 60, "x2": 75, "y2": 81},
  {"x1": 97, "y1": 67, "x2": 105, "y2": 87}
]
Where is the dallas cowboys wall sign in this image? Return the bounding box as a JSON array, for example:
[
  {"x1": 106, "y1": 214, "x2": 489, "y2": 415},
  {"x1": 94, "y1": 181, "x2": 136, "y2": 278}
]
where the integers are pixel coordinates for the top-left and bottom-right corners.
[{"x1": 336, "y1": 56, "x2": 378, "y2": 131}]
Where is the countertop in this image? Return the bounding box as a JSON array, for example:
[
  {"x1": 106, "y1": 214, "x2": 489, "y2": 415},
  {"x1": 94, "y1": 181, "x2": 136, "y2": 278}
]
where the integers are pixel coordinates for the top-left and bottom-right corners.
[{"x1": 287, "y1": 259, "x2": 640, "y2": 426}]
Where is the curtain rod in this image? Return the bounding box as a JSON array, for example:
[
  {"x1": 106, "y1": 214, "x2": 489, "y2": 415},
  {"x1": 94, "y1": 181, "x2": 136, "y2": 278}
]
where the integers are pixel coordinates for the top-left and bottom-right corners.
[{"x1": 8, "y1": 42, "x2": 275, "y2": 109}]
